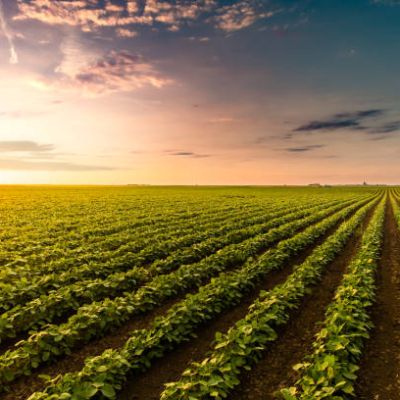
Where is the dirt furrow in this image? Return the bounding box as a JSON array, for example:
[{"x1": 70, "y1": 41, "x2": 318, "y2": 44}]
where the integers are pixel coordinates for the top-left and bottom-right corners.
[{"x1": 355, "y1": 199, "x2": 400, "y2": 400}]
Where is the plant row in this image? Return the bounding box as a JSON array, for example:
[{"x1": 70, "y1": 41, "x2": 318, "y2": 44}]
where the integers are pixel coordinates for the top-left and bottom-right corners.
[
  {"x1": 0, "y1": 196, "x2": 230, "y2": 264},
  {"x1": 25, "y1": 197, "x2": 377, "y2": 399},
  {"x1": 0, "y1": 197, "x2": 350, "y2": 314},
  {"x1": 0, "y1": 200, "x2": 268, "y2": 285},
  {"x1": 0, "y1": 197, "x2": 358, "y2": 339},
  {"x1": 279, "y1": 197, "x2": 385, "y2": 399},
  {"x1": 159, "y1": 196, "x2": 381, "y2": 399},
  {"x1": 0, "y1": 197, "x2": 368, "y2": 388}
]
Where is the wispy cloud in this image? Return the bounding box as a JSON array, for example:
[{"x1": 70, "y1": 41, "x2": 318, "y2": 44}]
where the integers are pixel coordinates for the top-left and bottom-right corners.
[
  {"x1": 35, "y1": 50, "x2": 172, "y2": 95},
  {"x1": 368, "y1": 120, "x2": 400, "y2": 134},
  {"x1": 0, "y1": 140, "x2": 113, "y2": 170},
  {"x1": 166, "y1": 150, "x2": 211, "y2": 158},
  {"x1": 0, "y1": 0, "x2": 18, "y2": 63},
  {"x1": 287, "y1": 108, "x2": 400, "y2": 142},
  {"x1": 0, "y1": 140, "x2": 54, "y2": 152},
  {"x1": 284, "y1": 144, "x2": 325, "y2": 152},
  {"x1": 292, "y1": 109, "x2": 384, "y2": 133},
  {"x1": 0, "y1": 159, "x2": 113, "y2": 171}
]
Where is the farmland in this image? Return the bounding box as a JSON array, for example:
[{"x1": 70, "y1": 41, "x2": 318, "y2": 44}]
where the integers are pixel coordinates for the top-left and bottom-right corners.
[{"x1": 0, "y1": 185, "x2": 398, "y2": 400}]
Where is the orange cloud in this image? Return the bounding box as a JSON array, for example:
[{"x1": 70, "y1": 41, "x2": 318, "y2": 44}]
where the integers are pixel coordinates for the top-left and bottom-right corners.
[
  {"x1": 214, "y1": 1, "x2": 275, "y2": 32},
  {"x1": 14, "y1": 0, "x2": 269, "y2": 34},
  {"x1": 14, "y1": 0, "x2": 152, "y2": 32},
  {"x1": 35, "y1": 50, "x2": 172, "y2": 95},
  {"x1": 116, "y1": 28, "x2": 137, "y2": 38}
]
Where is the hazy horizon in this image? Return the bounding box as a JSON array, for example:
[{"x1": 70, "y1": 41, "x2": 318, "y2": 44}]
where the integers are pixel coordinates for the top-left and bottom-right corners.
[{"x1": 0, "y1": 0, "x2": 399, "y2": 185}]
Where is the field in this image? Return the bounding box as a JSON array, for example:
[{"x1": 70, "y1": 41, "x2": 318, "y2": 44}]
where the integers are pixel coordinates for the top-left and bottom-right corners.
[{"x1": 0, "y1": 185, "x2": 398, "y2": 400}]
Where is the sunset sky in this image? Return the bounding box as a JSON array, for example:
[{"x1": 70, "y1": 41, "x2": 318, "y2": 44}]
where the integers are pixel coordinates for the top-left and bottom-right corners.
[{"x1": 0, "y1": 0, "x2": 399, "y2": 185}]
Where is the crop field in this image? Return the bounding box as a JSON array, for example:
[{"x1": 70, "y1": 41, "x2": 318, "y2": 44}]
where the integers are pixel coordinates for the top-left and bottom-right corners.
[{"x1": 0, "y1": 185, "x2": 398, "y2": 400}]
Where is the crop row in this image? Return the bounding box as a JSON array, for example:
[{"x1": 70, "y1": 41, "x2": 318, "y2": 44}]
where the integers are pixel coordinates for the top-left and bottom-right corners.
[
  {"x1": 0, "y1": 200, "x2": 270, "y2": 284},
  {"x1": 26, "y1": 196, "x2": 378, "y2": 399},
  {"x1": 0, "y1": 196, "x2": 367, "y2": 388},
  {"x1": 0, "y1": 202, "x2": 275, "y2": 305},
  {"x1": 159, "y1": 195, "x2": 381, "y2": 399},
  {"x1": 5, "y1": 187, "x2": 332, "y2": 258},
  {"x1": 279, "y1": 196, "x2": 385, "y2": 399},
  {"x1": 0, "y1": 195, "x2": 224, "y2": 259},
  {"x1": 0, "y1": 197, "x2": 352, "y2": 313},
  {"x1": 4, "y1": 197, "x2": 274, "y2": 269},
  {"x1": 2, "y1": 203, "x2": 240, "y2": 266},
  {"x1": 391, "y1": 190, "x2": 400, "y2": 229},
  {"x1": 0, "y1": 197, "x2": 362, "y2": 339}
]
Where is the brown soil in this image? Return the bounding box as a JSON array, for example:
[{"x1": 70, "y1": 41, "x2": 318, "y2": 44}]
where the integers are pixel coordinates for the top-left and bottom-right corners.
[
  {"x1": 228, "y1": 205, "x2": 375, "y2": 400},
  {"x1": 117, "y1": 205, "x2": 367, "y2": 400},
  {"x1": 355, "y1": 199, "x2": 400, "y2": 400}
]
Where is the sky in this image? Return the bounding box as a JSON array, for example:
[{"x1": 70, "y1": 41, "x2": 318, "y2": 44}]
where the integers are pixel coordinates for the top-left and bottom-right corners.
[{"x1": 0, "y1": 0, "x2": 399, "y2": 185}]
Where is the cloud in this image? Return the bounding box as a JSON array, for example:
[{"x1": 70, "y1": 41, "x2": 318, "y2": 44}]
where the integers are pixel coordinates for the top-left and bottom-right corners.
[
  {"x1": 0, "y1": 158, "x2": 113, "y2": 171},
  {"x1": 284, "y1": 144, "x2": 325, "y2": 153},
  {"x1": 214, "y1": 1, "x2": 275, "y2": 32},
  {"x1": 288, "y1": 109, "x2": 400, "y2": 142},
  {"x1": 189, "y1": 36, "x2": 210, "y2": 42},
  {"x1": 292, "y1": 109, "x2": 385, "y2": 133},
  {"x1": 55, "y1": 34, "x2": 97, "y2": 77},
  {"x1": 294, "y1": 119, "x2": 360, "y2": 132},
  {"x1": 14, "y1": 0, "x2": 152, "y2": 32},
  {"x1": 0, "y1": 140, "x2": 113, "y2": 170},
  {"x1": 367, "y1": 120, "x2": 400, "y2": 134},
  {"x1": 14, "y1": 0, "x2": 208, "y2": 33},
  {"x1": 36, "y1": 50, "x2": 172, "y2": 95},
  {"x1": 0, "y1": 140, "x2": 54, "y2": 152},
  {"x1": 334, "y1": 109, "x2": 384, "y2": 119},
  {"x1": 14, "y1": 0, "x2": 276, "y2": 35},
  {"x1": 0, "y1": 0, "x2": 18, "y2": 63},
  {"x1": 116, "y1": 28, "x2": 137, "y2": 38},
  {"x1": 167, "y1": 150, "x2": 211, "y2": 158}
]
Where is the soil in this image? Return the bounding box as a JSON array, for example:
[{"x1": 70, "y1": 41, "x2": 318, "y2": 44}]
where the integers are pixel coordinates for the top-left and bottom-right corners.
[{"x1": 355, "y1": 199, "x2": 400, "y2": 400}]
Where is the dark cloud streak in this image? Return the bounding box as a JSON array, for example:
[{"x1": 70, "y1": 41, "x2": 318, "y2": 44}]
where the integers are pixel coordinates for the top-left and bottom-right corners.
[
  {"x1": 168, "y1": 151, "x2": 211, "y2": 158},
  {"x1": 285, "y1": 144, "x2": 325, "y2": 152},
  {"x1": 368, "y1": 120, "x2": 400, "y2": 134},
  {"x1": 293, "y1": 109, "x2": 385, "y2": 133}
]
